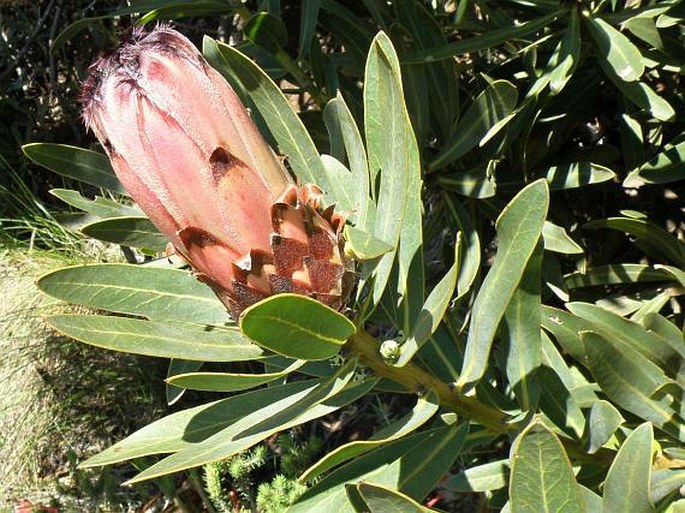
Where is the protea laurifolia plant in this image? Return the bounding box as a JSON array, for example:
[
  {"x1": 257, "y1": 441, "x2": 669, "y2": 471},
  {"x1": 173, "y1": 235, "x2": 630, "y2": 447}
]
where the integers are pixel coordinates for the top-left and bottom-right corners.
[{"x1": 82, "y1": 27, "x2": 349, "y2": 318}]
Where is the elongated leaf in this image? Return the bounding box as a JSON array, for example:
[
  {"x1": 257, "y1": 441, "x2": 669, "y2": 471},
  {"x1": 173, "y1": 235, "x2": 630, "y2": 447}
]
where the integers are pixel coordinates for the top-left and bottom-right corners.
[
  {"x1": 503, "y1": 242, "x2": 542, "y2": 411},
  {"x1": 344, "y1": 226, "x2": 394, "y2": 260},
  {"x1": 602, "y1": 423, "x2": 655, "y2": 513},
  {"x1": 603, "y1": 73, "x2": 675, "y2": 122},
  {"x1": 543, "y1": 162, "x2": 616, "y2": 190},
  {"x1": 537, "y1": 366, "x2": 585, "y2": 439},
  {"x1": 166, "y1": 359, "x2": 201, "y2": 405},
  {"x1": 642, "y1": 313, "x2": 685, "y2": 360},
  {"x1": 396, "y1": 236, "x2": 460, "y2": 366},
  {"x1": 38, "y1": 264, "x2": 230, "y2": 324},
  {"x1": 436, "y1": 164, "x2": 498, "y2": 198},
  {"x1": 364, "y1": 32, "x2": 421, "y2": 311},
  {"x1": 300, "y1": 392, "x2": 440, "y2": 482},
  {"x1": 395, "y1": 0, "x2": 459, "y2": 138},
  {"x1": 128, "y1": 362, "x2": 357, "y2": 483},
  {"x1": 80, "y1": 216, "x2": 167, "y2": 251},
  {"x1": 202, "y1": 37, "x2": 334, "y2": 193},
  {"x1": 568, "y1": 302, "x2": 680, "y2": 373},
  {"x1": 581, "y1": 400, "x2": 624, "y2": 454},
  {"x1": 84, "y1": 377, "x2": 374, "y2": 468},
  {"x1": 442, "y1": 192, "x2": 480, "y2": 297},
  {"x1": 458, "y1": 180, "x2": 549, "y2": 388},
  {"x1": 584, "y1": 217, "x2": 685, "y2": 266},
  {"x1": 320, "y1": 154, "x2": 358, "y2": 214},
  {"x1": 548, "y1": 8, "x2": 581, "y2": 94},
  {"x1": 355, "y1": 483, "x2": 433, "y2": 513},
  {"x1": 624, "y1": 139, "x2": 685, "y2": 187},
  {"x1": 167, "y1": 360, "x2": 305, "y2": 392},
  {"x1": 445, "y1": 460, "x2": 509, "y2": 492},
  {"x1": 292, "y1": 424, "x2": 468, "y2": 512},
  {"x1": 540, "y1": 305, "x2": 591, "y2": 362},
  {"x1": 22, "y1": 143, "x2": 125, "y2": 194},
  {"x1": 404, "y1": 12, "x2": 560, "y2": 63},
  {"x1": 298, "y1": 0, "x2": 321, "y2": 57},
  {"x1": 430, "y1": 81, "x2": 517, "y2": 170},
  {"x1": 509, "y1": 420, "x2": 584, "y2": 513},
  {"x1": 651, "y1": 469, "x2": 685, "y2": 505},
  {"x1": 565, "y1": 264, "x2": 673, "y2": 289},
  {"x1": 581, "y1": 331, "x2": 685, "y2": 441},
  {"x1": 49, "y1": 189, "x2": 140, "y2": 218},
  {"x1": 240, "y1": 294, "x2": 356, "y2": 360},
  {"x1": 323, "y1": 93, "x2": 371, "y2": 231},
  {"x1": 49, "y1": 315, "x2": 260, "y2": 361},
  {"x1": 586, "y1": 16, "x2": 644, "y2": 82},
  {"x1": 542, "y1": 221, "x2": 583, "y2": 255}
]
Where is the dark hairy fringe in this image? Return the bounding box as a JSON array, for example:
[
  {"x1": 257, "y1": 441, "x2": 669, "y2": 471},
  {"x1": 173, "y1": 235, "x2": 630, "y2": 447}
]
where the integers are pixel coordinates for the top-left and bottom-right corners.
[{"x1": 80, "y1": 23, "x2": 202, "y2": 130}]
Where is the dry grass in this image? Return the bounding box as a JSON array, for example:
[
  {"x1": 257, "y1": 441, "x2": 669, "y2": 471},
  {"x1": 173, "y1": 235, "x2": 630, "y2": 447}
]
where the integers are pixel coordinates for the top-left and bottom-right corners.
[{"x1": 0, "y1": 248, "x2": 168, "y2": 510}]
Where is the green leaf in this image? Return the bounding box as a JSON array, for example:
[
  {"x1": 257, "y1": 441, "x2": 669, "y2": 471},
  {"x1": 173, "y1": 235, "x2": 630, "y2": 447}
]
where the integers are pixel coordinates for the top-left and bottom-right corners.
[
  {"x1": 240, "y1": 294, "x2": 356, "y2": 360},
  {"x1": 394, "y1": 0, "x2": 460, "y2": 138},
  {"x1": 602, "y1": 423, "x2": 655, "y2": 513},
  {"x1": 320, "y1": 154, "x2": 358, "y2": 214},
  {"x1": 540, "y1": 305, "x2": 591, "y2": 362},
  {"x1": 344, "y1": 226, "x2": 394, "y2": 260},
  {"x1": 604, "y1": 75, "x2": 675, "y2": 122},
  {"x1": 542, "y1": 221, "x2": 583, "y2": 255},
  {"x1": 51, "y1": 17, "x2": 107, "y2": 54},
  {"x1": 430, "y1": 81, "x2": 518, "y2": 170},
  {"x1": 503, "y1": 242, "x2": 542, "y2": 411},
  {"x1": 581, "y1": 331, "x2": 685, "y2": 441},
  {"x1": 442, "y1": 193, "x2": 480, "y2": 297},
  {"x1": 548, "y1": 8, "x2": 581, "y2": 94},
  {"x1": 543, "y1": 162, "x2": 616, "y2": 190},
  {"x1": 83, "y1": 377, "x2": 374, "y2": 468},
  {"x1": 48, "y1": 315, "x2": 261, "y2": 362},
  {"x1": 128, "y1": 361, "x2": 358, "y2": 483},
  {"x1": 355, "y1": 483, "x2": 433, "y2": 513},
  {"x1": 537, "y1": 365, "x2": 585, "y2": 439},
  {"x1": 403, "y1": 12, "x2": 561, "y2": 63},
  {"x1": 624, "y1": 139, "x2": 685, "y2": 187},
  {"x1": 584, "y1": 217, "x2": 685, "y2": 267},
  {"x1": 202, "y1": 37, "x2": 334, "y2": 193},
  {"x1": 585, "y1": 16, "x2": 644, "y2": 82},
  {"x1": 166, "y1": 359, "x2": 201, "y2": 405},
  {"x1": 292, "y1": 424, "x2": 468, "y2": 512},
  {"x1": 568, "y1": 302, "x2": 680, "y2": 372},
  {"x1": 22, "y1": 143, "x2": 125, "y2": 194},
  {"x1": 458, "y1": 180, "x2": 549, "y2": 389},
  {"x1": 299, "y1": 392, "x2": 439, "y2": 482},
  {"x1": 509, "y1": 419, "x2": 584, "y2": 513},
  {"x1": 167, "y1": 360, "x2": 305, "y2": 392},
  {"x1": 49, "y1": 189, "x2": 140, "y2": 218},
  {"x1": 323, "y1": 93, "x2": 372, "y2": 231},
  {"x1": 444, "y1": 460, "x2": 509, "y2": 492},
  {"x1": 37, "y1": 264, "x2": 230, "y2": 324},
  {"x1": 651, "y1": 469, "x2": 685, "y2": 505},
  {"x1": 565, "y1": 264, "x2": 673, "y2": 289},
  {"x1": 244, "y1": 12, "x2": 287, "y2": 54},
  {"x1": 80, "y1": 216, "x2": 167, "y2": 251},
  {"x1": 298, "y1": 0, "x2": 322, "y2": 57},
  {"x1": 364, "y1": 32, "x2": 422, "y2": 312},
  {"x1": 436, "y1": 163, "x2": 498, "y2": 198},
  {"x1": 581, "y1": 400, "x2": 624, "y2": 454},
  {"x1": 396, "y1": 236, "x2": 460, "y2": 366}
]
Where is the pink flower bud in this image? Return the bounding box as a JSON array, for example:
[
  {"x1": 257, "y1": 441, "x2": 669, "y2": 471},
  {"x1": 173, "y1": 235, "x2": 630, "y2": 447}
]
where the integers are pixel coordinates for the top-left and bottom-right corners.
[{"x1": 82, "y1": 27, "x2": 349, "y2": 317}]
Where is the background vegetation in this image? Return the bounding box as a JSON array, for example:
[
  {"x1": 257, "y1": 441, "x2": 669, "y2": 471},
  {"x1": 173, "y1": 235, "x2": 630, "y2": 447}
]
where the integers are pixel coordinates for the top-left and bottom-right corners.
[{"x1": 1, "y1": 0, "x2": 684, "y2": 512}]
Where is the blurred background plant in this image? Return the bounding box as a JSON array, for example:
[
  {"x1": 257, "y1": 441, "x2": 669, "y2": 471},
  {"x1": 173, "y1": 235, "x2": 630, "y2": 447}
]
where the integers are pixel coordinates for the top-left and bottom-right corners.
[{"x1": 2, "y1": 0, "x2": 684, "y2": 511}]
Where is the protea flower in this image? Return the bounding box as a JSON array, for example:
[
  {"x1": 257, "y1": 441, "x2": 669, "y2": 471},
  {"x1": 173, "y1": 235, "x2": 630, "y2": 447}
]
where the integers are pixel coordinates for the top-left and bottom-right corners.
[{"x1": 82, "y1": 26, "x2": 349, "y2": 318}]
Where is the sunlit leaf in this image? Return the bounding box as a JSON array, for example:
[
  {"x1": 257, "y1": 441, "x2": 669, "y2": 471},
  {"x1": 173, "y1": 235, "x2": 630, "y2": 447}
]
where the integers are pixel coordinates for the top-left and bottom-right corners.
[
  {"x1": 240, "y1": 294, "x2": 356, "y2": 360},
  {"x1": 509, "y1": 420, "x2": 584, "y2": 513}
]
